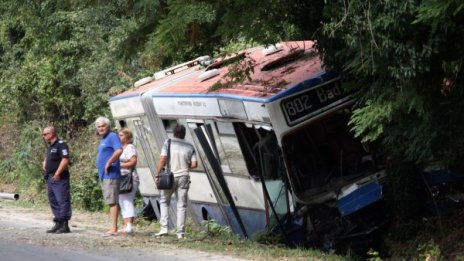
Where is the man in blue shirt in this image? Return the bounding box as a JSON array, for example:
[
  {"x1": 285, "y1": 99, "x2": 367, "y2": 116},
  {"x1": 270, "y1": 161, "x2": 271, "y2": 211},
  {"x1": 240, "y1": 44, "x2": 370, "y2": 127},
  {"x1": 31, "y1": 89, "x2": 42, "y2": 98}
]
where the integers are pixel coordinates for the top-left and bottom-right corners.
[{"x1": 95, "y1": 116, "x2": 123, "y2": 235}]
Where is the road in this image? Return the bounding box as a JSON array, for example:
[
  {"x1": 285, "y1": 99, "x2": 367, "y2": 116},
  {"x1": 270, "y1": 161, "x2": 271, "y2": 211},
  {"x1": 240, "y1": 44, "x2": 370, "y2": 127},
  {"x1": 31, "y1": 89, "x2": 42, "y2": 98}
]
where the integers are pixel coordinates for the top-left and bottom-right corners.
[{"x1": 0, "y1": 203, "x2": 248, "y2": 261}]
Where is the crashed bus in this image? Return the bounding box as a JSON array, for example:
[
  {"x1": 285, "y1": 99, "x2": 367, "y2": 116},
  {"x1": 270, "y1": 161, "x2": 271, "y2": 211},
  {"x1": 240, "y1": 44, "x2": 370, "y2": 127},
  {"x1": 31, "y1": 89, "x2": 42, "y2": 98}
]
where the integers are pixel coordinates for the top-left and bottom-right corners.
[{"x1": 108, "y1": 41, "x2": 386, "y2": 251}]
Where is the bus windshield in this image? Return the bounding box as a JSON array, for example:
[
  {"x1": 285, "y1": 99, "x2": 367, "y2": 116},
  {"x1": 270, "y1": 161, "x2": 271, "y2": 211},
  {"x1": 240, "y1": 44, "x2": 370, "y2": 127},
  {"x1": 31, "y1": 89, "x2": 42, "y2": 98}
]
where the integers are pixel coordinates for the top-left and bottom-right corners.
[{"x1": 282, "y1": 109, "x2": 377, "y2": 201}]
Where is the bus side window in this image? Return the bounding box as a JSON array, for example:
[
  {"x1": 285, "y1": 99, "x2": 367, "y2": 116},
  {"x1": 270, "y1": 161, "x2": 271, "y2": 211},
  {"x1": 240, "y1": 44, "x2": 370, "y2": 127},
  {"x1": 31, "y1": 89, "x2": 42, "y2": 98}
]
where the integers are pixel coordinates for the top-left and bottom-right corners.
[
  {"x1": 232, "y1": 123, "x2": 262, "y2": 179},
  {"x1": 118, "y1": 120, "x2": 127, "y2": 128},
  {"x1": 162, "y1": 119, "x2": 178, "y2": 138},
  {"x1": 212, "y1": 122, "x2": 252, "y2": 177},
  {"x1": 255, "y1": 131, "x2": 281, "y2": 180}
]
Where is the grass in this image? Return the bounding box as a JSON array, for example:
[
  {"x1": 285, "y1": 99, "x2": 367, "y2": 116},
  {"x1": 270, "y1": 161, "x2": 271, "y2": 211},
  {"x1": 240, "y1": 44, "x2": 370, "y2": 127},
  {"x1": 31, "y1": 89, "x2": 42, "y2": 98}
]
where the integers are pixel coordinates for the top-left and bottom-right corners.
[{"x1": 131, "y1": 211, "x2": 351, "y2": 261}]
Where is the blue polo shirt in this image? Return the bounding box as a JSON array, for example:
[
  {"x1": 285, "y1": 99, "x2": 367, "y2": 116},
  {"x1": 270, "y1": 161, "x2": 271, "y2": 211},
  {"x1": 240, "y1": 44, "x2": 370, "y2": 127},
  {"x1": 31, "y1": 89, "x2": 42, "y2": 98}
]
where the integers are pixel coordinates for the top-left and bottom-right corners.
[{"x1": 97, "y1": 131, "x2": 122, "y2": 180}]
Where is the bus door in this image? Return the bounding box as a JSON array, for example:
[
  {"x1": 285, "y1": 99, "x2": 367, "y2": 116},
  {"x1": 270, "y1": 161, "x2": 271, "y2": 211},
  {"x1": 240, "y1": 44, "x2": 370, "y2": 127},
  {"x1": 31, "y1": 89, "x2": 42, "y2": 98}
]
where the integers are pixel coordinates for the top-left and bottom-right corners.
[
  {"x1": 230, "y1": 122, "x2": 290, "y2": 233},
  {"x1": 253, "y1": 128, "x2": 291, "y2": 232},
  {"x1": 123, "y1": 117, "x2": 162, "y2": 218},
  {"x1": 188, "y1": 121, "x2": 249, "y2": 237},
  {"x1": 132, "y1": 119, "x2": 158, "y2": 180}
]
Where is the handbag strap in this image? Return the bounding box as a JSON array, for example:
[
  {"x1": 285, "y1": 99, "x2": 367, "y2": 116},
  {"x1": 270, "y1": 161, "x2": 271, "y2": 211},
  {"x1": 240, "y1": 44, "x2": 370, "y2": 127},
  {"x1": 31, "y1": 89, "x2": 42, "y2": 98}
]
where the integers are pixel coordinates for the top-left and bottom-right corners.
[{"x1": 166, "y1": 139, "x2": 171, "y2": 171}]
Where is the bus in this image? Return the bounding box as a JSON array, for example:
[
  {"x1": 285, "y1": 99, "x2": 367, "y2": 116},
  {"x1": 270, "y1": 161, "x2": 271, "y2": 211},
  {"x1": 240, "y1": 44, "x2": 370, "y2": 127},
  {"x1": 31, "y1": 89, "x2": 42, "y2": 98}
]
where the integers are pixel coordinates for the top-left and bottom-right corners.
[{"x1": 109, "y1": 41, "x2": 386, "y2": 251}]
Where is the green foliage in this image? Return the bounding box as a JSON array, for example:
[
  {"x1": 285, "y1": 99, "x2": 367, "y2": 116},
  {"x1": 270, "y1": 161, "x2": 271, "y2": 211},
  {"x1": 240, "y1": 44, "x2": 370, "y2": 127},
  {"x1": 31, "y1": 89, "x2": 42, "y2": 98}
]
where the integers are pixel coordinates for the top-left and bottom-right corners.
[
  {"x1": 144, "y1": 0, "x2": 325, "y2": 66},
  {"x1": 366, "y1": 249, "x2": 382, "y2": 261},
  {"x1": 0, "y1": 0, "x2": 326, "y2": 135},
  {"x1": 0, "y1": 117, "x2": 104, "y2": 211},
  {"x1": 319, "y1": 0, "x2": 464, "y2": 167},
  {"x1": 0, "y1": 0, "x2": 161, "y2": 130},
  {"x1": 71, "y1": 172, "x2": 104, "y2": 211},
  {"x1": 215, "y1": 0, "x2": 323, "y2": 43},
  {"x1": 417, "y1": 240, "x2": 441, "y2": 261},
  {"x1": 202, "y1": 219, "x2": 235, "y2": 238},
  {"x1": 0, "y1": 120, "x2": 48, "y2": 202},
  {"x1": 68, "y1": 127, "x2": 105, "y2": 211},
  {"x1": 153, "y1": 0, "x2": 216, "y2": 59}
]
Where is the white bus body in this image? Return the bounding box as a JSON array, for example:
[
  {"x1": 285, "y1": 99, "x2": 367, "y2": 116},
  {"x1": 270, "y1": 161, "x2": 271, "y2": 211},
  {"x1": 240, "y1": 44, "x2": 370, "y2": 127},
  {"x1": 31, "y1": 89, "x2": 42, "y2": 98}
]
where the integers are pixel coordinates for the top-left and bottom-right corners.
[{"x1": 109, "y1": 41, "x2": 386, "y2": 250}]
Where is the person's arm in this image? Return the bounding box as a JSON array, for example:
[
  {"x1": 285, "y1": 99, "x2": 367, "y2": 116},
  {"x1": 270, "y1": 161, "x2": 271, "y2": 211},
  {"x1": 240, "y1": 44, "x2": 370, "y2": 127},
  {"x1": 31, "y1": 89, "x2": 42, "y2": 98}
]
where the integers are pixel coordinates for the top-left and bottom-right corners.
[
  {"x1": 52, "y1": 158, "x2": 70, "y2": 181},
  {"x1": 154, "y1": 156, "x2": 167, "y2": 185},
  {"x1": 121, "y1": 155, "x2": 137, "y2": 170},
  {"x1": 190, "y1": 150, "x2": 198, "y2": 169},
  {"x1": 156, "y1": 156, "x2": 167, "y2": 174},
  {"x1": 190, "y1": 161, "x2": 198, "y2": 169},
  {"x1": 105, "y1": 148, "x2": 123, "y2": 174},
  {"x1": 156, "y1": 140, "x2": 169, "y2": 175}
]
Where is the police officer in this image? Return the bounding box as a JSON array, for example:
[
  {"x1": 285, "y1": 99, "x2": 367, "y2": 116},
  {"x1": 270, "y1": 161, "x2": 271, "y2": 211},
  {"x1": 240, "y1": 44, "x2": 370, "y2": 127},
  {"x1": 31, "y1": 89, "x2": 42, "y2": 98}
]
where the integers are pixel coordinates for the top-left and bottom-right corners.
[{"x1": 42, "y1": 126, "x2": 72, "y2": 233}]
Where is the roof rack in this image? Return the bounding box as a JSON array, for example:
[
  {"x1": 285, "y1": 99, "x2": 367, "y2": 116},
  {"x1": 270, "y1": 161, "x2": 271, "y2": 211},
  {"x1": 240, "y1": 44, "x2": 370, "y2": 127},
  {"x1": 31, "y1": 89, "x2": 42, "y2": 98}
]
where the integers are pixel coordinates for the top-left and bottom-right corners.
[{"x1": 153, "y1": 56, "x2": 212, "y2": 80}]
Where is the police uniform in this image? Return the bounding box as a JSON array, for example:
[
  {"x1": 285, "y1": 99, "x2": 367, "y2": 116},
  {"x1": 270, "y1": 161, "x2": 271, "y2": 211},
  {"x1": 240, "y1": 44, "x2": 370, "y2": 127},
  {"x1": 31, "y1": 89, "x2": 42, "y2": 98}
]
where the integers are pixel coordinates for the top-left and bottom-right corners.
[{"x1": 45, "y1": 139, "x2": 72, "y2": 223}]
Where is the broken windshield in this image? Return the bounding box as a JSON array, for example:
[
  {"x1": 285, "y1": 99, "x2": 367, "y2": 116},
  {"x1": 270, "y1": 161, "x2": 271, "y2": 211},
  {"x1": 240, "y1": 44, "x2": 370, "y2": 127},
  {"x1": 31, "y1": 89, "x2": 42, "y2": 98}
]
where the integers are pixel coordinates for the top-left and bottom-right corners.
[{"x1": 282, "y1": 108, "x2": 378, "y2": 202}]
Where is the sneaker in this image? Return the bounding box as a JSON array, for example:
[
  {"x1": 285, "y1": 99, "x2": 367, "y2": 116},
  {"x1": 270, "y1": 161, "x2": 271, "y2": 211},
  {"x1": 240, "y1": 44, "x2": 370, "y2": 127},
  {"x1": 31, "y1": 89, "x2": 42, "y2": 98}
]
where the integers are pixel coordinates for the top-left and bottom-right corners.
[
  {"x1": 124, "y1": 223, "x2": 133, "y2": 234},
  {"x1": 177, "y1": 233, "x2": 185, "y2": 239},
  {"x1": 155, "y1": 230, "x2": 168, "y2": 237}
]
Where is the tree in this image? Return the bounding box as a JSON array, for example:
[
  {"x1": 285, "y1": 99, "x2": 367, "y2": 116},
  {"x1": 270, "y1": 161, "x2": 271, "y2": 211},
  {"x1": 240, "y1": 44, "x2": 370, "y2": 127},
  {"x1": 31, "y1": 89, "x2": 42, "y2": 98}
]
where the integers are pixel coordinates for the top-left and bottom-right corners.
[
  {"x1": 0, "y1": 0, "x2": 164, "y2": 132},
  {"x1": 318, "y1": 0, "x2": 464, "y2": 168}
]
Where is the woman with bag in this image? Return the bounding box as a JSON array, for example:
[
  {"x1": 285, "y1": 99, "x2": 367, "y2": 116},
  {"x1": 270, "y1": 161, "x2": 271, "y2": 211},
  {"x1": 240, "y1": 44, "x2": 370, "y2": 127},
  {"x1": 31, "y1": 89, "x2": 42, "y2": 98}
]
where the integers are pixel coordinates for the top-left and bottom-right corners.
[{"x1": 118, "y1": 128, "x2": 139, "y2": 233}]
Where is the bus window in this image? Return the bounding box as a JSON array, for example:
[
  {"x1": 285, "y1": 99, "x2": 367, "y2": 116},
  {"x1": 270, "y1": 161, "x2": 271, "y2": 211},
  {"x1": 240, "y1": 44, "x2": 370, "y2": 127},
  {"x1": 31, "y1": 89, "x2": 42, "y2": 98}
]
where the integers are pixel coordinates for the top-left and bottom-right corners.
[
  {"x1": 211, "y1": 121, "x2": 250, "y2": 177},
  {"x1": 255, "y1": 129, "x2": 282, "y2": 180},
  {"x1": 232, "y1": 122, "x2": 265, "y2": 179},
  {"x1": 162, "y1": 119, "x2": 178, "y2": 139},
  {"x1": 125, "y1": 117, "x2": 159, "y2": 170},
  {"x1": 118, "y1": 120, "x2": 127, "y2": 128}
]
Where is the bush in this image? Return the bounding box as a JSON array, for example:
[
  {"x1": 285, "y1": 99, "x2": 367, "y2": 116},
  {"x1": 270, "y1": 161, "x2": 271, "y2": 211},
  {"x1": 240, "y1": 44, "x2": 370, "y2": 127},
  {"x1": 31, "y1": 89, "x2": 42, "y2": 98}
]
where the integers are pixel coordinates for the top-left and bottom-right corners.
[
  {"x1": 0, "y1": 120, "x2": 48, "y2": 202},
  {"x1": 68, "y1": 127, "x2": 105, "y2": 211},
  {"x1": 0, "y1": 119, "x2": 105, "y2": 211}
]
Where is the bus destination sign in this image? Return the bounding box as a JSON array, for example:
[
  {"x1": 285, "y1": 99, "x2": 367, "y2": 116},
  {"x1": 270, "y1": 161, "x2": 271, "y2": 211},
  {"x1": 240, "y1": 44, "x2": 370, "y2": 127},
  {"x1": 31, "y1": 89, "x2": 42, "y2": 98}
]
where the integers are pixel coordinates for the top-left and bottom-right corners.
[{"x1": 281, "y1": 80, "x2": 349, "y2": 126}]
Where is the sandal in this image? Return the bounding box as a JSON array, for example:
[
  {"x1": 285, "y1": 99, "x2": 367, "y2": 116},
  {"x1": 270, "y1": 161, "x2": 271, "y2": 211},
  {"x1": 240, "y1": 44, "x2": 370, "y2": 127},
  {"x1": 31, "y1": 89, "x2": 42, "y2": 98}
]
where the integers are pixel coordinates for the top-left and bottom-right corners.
[{"x1": 103, "y1": 231, "x2": 118, "y2": 237}]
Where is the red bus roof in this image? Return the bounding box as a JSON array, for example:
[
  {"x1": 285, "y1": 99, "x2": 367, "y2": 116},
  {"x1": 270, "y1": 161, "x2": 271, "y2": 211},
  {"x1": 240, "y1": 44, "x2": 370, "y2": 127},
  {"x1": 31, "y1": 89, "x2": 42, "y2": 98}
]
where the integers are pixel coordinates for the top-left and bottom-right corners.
[{"x1": 113, "y1": 41, "x2": 324, "y2": 100}]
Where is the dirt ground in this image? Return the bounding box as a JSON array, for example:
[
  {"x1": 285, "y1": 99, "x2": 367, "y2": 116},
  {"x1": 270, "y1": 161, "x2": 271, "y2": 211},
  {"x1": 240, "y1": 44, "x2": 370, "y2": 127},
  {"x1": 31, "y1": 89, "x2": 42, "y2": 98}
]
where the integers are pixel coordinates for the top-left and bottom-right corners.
[{"x1": 0, "y1": 201, "x2": 249, "y2": 261}]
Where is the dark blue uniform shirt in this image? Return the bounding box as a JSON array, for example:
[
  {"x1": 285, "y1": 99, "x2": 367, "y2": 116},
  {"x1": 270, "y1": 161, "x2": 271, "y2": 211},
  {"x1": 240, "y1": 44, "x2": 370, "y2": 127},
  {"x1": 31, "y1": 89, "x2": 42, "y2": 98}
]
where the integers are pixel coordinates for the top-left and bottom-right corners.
[{"x1": 45, "y1": 139, "x2": 70, "y2": 178}]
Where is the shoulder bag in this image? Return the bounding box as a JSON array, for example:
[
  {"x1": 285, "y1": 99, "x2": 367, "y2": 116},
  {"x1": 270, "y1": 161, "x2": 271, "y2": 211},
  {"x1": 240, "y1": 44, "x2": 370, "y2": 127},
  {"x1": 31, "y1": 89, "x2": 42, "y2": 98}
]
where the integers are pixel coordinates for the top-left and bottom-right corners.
[
  {"x1": 156, "y1": 139, "x2": 174, "y2": 190},
  {"x1": 119, "y1": 169, "x2": 133, "y2": 194}
]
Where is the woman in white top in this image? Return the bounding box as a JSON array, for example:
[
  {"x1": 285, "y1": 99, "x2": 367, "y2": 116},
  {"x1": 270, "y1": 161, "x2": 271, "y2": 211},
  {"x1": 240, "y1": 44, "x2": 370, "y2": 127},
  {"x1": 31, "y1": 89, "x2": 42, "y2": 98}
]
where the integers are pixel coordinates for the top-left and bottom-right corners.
[{"x1": 118, "y1": 128, "x2": 139, "y2": 233}]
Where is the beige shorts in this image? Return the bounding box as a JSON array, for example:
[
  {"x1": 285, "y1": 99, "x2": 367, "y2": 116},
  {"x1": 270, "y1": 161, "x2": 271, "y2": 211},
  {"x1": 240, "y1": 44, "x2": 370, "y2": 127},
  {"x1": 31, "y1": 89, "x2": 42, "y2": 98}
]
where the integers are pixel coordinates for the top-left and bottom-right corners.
[{"x1": 100, "y1": 179, "x2": 120, "y2": 205}]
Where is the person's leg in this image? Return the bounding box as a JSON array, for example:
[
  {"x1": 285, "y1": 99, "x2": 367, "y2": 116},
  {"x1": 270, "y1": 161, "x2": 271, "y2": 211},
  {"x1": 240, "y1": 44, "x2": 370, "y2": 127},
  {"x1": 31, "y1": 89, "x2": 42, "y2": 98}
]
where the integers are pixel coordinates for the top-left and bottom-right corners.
[
  {"x1": 54, "y1": 178, "x2": 72, "y2": 233},
  {"x1": 47, "y1": 178, "x2": 60, "y2": 221},
  {"x1": 119, "y1": 193, "x2": 128, "y2": 231},
  {"x1": 157, "y1": 189, "x2": 173, "y2": 235},
  {"x1": 125, "y1": 187, "x2": 137, "y2": 232},
  {"x1": 109, "y1": 203, "x2": 119, "y2": 233},
  {"x1": 176, "y1": 176, "x2": 190, "y2": 238},
  {"x1": 119, "y1": 192, "x2": 135, "y2": 233},
  {"x1": 46, "y1": 178, "x2": 61, "y2": 233},
  {"x1": 101, "y1": 179, "x2": 120, "y2": 234},
  {"x1": 123, "y1": 217, "x2": 131, "y2": 231}
]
